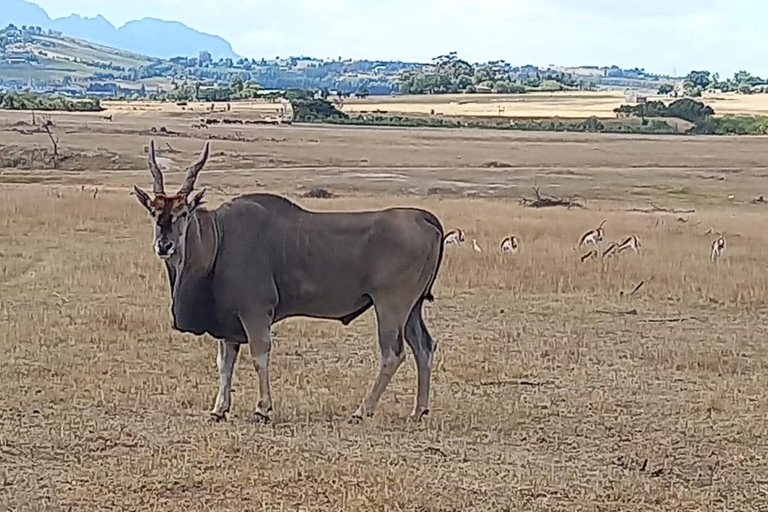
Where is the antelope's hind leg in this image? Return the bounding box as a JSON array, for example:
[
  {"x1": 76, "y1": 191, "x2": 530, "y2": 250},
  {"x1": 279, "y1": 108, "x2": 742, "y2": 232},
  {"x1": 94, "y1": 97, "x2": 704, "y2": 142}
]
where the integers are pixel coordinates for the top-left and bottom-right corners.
[
  {"x1": 404, "y1": 300, "x2": 435, "y2": 422},
  {"x1": 351, "y1": 299, "x2": 410, "y2": 421}
]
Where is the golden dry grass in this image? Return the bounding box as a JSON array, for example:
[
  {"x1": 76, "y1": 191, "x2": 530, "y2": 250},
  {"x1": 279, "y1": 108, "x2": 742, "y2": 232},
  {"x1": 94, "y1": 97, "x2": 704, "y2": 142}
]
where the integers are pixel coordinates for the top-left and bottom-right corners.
[
  {"x1": 2, "y1": 111, "x2": 768, "y2": 510},
  {"x1": 343, "y1": 90, "x2": 768, "y2": 120}
]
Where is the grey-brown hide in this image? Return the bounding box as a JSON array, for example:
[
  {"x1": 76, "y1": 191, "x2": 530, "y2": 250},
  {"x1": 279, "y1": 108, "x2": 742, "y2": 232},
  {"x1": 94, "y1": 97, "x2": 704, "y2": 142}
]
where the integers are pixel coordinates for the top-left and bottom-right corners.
[{"x1": 132, "y1": 140, "x2": 445, "y2": 423}]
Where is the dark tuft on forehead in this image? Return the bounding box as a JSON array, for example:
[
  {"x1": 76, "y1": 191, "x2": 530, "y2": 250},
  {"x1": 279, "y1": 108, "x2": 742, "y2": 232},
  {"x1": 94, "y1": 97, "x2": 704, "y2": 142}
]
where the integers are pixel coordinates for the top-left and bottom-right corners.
[{"x1": 150, "y1": 195, "x2": 186, "y2": 228}]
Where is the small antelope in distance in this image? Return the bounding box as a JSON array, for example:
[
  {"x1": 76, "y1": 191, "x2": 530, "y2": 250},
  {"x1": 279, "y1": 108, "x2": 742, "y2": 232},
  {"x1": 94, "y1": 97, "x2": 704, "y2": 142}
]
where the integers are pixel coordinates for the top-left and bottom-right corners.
[
  {"x1": 603, "y1": 234, "x2": 642, "y2": 260},
  {"x1": 500, "y1": 236, "x2": 520, "y2": 254},
  {"x1": 579, "y1": 219, "x2": 606, "y2": 248},
  {"x1": 581, "y1": 249, "x2": 599, "y2": 262},
  {"x1": 443, "y1": 229, "x2": 466, "y2": 247},
  {"x1": 472, "y1": 239, "x2": 483, "y2": 253},
  {"x1": 617, "y1": 235, "x2": 641, "y2": 254},
  {"x1": 601, "y1": 242, "x2": 618, "y2": 259},
  {"x1": 710, "y1": 236, "x2": 726, "y2": 262}
]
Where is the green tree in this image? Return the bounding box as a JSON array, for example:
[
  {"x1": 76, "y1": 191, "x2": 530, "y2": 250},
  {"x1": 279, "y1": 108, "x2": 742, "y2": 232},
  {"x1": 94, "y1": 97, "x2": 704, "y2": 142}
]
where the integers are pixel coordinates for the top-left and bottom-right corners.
[
  {"x1": 686, "y1": 70, "x2": 712, "y2": 89},
  {"x1": 658, "y1": 83, "x2": 674, "y2": 95},
  {"x1": 229, "y1": 73, "x2": 244, "y2": 93}
]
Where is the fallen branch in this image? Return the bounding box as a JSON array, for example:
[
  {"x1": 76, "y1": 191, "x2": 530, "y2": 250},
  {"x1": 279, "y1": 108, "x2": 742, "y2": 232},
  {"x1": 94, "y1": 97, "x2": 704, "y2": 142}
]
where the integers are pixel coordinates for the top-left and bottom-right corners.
[
  {"x1": 641, "y1": 316, "x2": 697, "y2": 323},
  {"x1": 424, "y1": 446, "x2": 448, "y2": 458},
  {"x1": 627, "y1": 203, "x2": 695, "y2": 215},
  {"x1": 521, "y1": 187, "x2": 585, "y2": 209},
  {"x1": 596, "y1": 308, "x2": 639, "y2": 316},
  {"x1": 479, "y1": 379, "x2": 554, "y2": 387}
]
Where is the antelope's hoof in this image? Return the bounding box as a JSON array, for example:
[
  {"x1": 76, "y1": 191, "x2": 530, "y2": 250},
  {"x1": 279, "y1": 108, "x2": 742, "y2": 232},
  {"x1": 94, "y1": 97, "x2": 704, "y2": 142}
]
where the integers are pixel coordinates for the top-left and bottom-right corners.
[
  {"x1": 251, "y1": 411, "x2": 271, "y2": 424},
  {"x1": 208, "y1": 412, "x2": 227, "y2": 423},
  {"x1": 409, "y1": 409, "x2": 429, "y2": 422}
]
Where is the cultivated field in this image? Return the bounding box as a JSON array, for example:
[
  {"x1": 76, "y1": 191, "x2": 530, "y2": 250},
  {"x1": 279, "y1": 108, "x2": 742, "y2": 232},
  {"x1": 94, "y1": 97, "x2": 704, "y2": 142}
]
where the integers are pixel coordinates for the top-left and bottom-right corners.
[
  {"x1": 343, "y1": 90, "x2": 768, "y2": 120},
  {"x1": 2, "y1": 109, "x2": 768, "y2": 511}
]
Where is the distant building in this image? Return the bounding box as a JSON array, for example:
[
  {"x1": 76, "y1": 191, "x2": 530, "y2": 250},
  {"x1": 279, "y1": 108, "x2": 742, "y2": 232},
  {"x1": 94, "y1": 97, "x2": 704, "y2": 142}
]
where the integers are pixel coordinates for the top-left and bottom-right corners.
[{"x1": 199, "y1": 51, "x2": 211, "y2": 65}]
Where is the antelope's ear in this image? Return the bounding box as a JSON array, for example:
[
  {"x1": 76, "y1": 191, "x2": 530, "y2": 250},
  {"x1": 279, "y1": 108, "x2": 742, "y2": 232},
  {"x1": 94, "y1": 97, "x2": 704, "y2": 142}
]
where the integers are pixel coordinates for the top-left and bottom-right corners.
[
  {"x1": 133, "y1": 185, "x2": 153, "y2": 213},
  {"x1": 189, "y1": 188, "x2": 206, "y2": 211}
]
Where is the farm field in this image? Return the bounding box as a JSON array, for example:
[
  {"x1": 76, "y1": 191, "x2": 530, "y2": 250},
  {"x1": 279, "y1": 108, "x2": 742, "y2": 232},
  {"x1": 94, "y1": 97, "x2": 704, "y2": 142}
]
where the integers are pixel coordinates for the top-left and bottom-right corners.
[
  {"x1": 342, "y1": 90, "x2": 768, "y2": 120},
  {"x1": 2, "y1": 109, "x2": 768, "y2": 510}
]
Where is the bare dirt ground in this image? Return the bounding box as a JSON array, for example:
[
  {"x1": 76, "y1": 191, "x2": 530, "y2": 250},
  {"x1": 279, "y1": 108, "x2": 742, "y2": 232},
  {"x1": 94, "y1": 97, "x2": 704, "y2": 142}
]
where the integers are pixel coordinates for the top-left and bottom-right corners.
[{"x1": 2, "y1": 108, "x2": 768, "y2": 511}]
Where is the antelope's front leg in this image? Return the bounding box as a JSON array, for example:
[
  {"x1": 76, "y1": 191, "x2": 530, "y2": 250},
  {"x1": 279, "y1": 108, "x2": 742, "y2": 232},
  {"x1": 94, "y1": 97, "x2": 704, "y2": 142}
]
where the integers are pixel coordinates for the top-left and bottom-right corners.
[
  {"x1": 210, "y1": 340, "x2": 240, "y2": 421},
  {"x1": 241, "y1": 312, "x2": 273, "y2": 423}
]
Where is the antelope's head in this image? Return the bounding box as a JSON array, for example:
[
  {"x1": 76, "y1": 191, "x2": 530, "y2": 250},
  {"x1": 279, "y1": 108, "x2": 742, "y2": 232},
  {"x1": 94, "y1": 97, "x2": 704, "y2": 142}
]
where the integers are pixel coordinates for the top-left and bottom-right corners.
[{"x1": 133, "y1": 140, "x2": 210, "y2": 260}]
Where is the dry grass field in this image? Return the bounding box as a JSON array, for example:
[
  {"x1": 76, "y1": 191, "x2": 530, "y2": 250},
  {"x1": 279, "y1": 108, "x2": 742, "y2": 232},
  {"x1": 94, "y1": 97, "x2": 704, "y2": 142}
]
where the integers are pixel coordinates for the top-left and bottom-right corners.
[
  {"x1": 343, "y1": 91, "x2": 768, "y2": 120},
  {"x1": 2, "y1": 108, "x2": 768, "y2": 511}
]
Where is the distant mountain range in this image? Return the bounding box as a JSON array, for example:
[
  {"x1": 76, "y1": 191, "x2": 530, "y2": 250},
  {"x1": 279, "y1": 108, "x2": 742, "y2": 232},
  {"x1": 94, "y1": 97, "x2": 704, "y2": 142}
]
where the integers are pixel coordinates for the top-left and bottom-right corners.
[{"x1": 1, "y1": 0, "x2": 240, "y2": 60}]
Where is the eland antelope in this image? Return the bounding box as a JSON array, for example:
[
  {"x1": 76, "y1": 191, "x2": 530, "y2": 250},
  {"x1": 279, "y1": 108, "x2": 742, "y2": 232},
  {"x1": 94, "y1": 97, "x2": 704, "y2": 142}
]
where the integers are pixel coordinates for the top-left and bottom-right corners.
[
  {"x1": 579, "y1": 220, "x2": 606, "y2": 248},
  {"x1": 443, "y1": 228, "x2": 466, "y2": 247},
  {"x1": 710, "y1": 236, "x2": 726, "y2": 262},
  {"x1": 132, "y1": 140, "x2": 444, "y2": 423},
  {"x1": 500, "y1": 236, "x2": 520, "y2": 254}
]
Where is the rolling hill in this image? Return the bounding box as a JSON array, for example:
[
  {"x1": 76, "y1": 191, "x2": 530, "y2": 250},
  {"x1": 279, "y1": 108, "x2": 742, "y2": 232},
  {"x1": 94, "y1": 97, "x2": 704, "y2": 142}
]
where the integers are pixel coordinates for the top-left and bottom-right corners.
[
  {"x1": 1, "y1": 0, "x2": 239, "y2": 60},
  {"x1": 0, "y1": 27, "x2": 156, "y2": 82}
]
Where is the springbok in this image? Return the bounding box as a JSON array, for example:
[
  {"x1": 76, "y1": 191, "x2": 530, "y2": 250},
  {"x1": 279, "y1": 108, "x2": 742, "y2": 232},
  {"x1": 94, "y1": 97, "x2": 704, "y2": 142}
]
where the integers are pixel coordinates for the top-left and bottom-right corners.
[
  {"x1": 472, "y1": 239, "x2": 483, "y2": 253},
  {"x1": 579, "y1": 220, "x2": 606, "y2": 247},
  {"x1": 617, "y1": 234, "x2": 641, "y2": 254},
  {"x1": 132, "y1": 141, "x2": 444, "y2": 423},
  {"x1": 443, "y1": 229, "x2": 466, "y2": 247},
  {"x1": 601, "y1": 242, "x2": 618, "y2": 259},
  {"x1": 581, "y1": 249, "x2": 599, "y2": 262},
  {"x1": 500, "y1": 236, "x2": 520, "y2": 254},
  {"x1": 710, "y1": 236, "x2": 726, "y2": 262},
  {"x1": 602, "y1": 235, "x2": 641, "y2": 260}
]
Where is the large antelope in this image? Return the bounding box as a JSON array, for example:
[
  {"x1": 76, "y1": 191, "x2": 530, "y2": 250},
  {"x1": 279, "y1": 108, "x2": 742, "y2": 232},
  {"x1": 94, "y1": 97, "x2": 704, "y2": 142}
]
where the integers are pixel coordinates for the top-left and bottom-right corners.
[{"x1": 132, "y1": 141, "x2": 444, "y2": 423}]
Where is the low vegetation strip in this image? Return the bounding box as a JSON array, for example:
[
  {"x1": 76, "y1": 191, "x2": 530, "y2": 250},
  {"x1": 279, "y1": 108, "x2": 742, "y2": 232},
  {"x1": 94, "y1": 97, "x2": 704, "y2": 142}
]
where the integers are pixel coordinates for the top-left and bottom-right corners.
[
  {"x1": 0, "y1": 91, "x2": 103, "y2": 111},
  {"x1": 325, "y1": 114, "x2": 678, "y2": 134},
  {"x1": 285, "y1": 90, "x2": 768, "y2": 136}
]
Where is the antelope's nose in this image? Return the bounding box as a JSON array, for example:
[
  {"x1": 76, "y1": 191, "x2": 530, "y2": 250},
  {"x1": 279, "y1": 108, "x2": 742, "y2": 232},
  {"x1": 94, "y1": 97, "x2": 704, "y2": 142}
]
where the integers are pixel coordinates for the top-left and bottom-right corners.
[{"x1": 156, "y1": 239, "x2": 175, "y2": 258}]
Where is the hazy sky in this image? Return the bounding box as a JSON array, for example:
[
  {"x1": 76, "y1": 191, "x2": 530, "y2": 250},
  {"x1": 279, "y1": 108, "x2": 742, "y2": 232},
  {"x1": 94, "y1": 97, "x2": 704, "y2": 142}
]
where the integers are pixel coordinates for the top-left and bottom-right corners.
[{"x1": 31, "y1": 0, "x2": 767, "y2": 76}]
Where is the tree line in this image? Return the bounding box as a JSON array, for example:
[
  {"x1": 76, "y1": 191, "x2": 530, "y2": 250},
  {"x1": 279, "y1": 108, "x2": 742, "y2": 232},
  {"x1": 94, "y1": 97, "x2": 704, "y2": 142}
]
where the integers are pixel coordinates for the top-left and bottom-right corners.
[
  {"x1": 397, "y1": 53, "x2": 588, "y2": 95},
  {"x1": 0, "y1": 92, "x2": 102, "y2": 112},
  {"x1": 674, "y1": 70, "x2": 768, "y2": 97}
]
